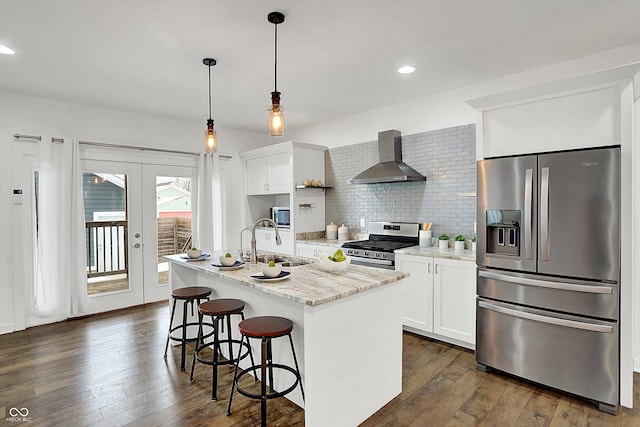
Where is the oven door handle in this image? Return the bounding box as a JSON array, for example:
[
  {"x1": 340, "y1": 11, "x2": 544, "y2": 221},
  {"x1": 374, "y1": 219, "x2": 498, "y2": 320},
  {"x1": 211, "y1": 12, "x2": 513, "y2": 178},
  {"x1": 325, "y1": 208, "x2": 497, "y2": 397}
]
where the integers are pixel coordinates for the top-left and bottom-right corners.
[
  {"x1": 479, "y1": 270, "x2": 613, "y2": 294},
  {"x1": 478, "y1": 301, "x2": 613, "y2": 333},
  {"x1": 349, "y1": 256, "x2": 393, "y2": 267}
]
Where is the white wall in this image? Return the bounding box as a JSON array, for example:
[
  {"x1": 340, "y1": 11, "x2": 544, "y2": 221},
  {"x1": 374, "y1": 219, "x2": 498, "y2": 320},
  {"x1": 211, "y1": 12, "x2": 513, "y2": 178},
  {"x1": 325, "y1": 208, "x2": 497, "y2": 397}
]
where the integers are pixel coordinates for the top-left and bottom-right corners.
[{"x1": 0, "y1": 90, "x2": 265, "y2": 331}]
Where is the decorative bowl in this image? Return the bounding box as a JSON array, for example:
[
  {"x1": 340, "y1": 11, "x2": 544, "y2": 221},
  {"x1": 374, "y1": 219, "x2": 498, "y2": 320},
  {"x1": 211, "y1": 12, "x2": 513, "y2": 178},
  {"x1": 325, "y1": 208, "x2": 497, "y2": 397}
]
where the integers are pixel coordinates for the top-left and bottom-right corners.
[
  {"x1": 187, "y1": 249, "x2": 203, "y2": 259},
  {"x1": 318, "y1": 255, "x2": 351, "y2": 273},
  {"x1": 219, "y1": 254, "x2": 237, "y2": 266},
  {"x1": 261, "y1": 263, "x2": 282, "y2": 278}
]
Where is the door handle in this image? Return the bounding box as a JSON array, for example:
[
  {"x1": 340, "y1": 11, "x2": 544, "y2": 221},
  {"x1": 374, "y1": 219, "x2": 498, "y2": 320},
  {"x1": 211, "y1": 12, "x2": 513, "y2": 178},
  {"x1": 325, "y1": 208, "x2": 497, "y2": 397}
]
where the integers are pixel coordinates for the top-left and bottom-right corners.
[
  {"x1": 478, "y1": 270, "x2": 613, "y2": 294},
  {"x1": 478, "y1": 300, "x2": 613, "y2": 333},
  {"x1": 540, "y1": 167, "x2": 550, "y2": 261},
  {"x1": 524, "y1": 168, "x2": 533, "y2": 259}
]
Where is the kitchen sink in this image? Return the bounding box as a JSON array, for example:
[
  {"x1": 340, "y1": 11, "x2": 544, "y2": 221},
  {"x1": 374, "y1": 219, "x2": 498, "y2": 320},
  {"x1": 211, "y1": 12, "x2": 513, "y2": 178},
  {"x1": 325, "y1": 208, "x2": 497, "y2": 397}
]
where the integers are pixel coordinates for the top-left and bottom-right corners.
[{"x1": 255, "y1": 254, "x2": 314, "y2": 267}]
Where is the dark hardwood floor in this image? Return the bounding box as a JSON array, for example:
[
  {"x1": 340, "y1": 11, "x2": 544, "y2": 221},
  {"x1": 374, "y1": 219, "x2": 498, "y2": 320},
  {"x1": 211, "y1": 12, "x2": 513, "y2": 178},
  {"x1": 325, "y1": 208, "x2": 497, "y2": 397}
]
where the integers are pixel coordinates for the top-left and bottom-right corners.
[{"x1": 0, "y1": 302, "x2": 638, "y2": 426}]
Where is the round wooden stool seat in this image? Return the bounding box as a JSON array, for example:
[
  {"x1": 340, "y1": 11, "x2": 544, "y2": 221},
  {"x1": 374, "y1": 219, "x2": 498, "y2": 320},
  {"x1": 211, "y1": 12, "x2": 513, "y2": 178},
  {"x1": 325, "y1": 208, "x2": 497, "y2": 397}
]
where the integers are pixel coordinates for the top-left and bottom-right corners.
[
  {"x1": 199, "y1": 298, "x2": 245, "y2": 317},
  {"x1": 171, "y1": 286, "x2": 212, "y2": 300},
  {"x1": 238, "y1": 316, "x2": 293, "y2": 338}
]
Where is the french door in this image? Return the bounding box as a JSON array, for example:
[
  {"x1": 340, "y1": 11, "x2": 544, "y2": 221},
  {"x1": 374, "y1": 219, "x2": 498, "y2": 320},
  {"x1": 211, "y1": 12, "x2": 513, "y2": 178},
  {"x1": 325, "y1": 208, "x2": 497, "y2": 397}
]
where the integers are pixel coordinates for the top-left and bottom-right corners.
[{"x1": 83, "y1": 158, "x2": 195, "y2": 314}]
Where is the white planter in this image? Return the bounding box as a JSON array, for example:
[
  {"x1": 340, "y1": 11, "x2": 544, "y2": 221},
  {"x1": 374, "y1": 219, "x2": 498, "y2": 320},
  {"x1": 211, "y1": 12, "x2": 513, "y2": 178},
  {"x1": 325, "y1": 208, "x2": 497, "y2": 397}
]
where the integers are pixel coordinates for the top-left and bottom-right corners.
[
  {"x1": 454, "y1": 241, "x2": 465, "y2": 250},
  {"x1": 438, "y1": 240, "x2": 449, "y2": 249}
]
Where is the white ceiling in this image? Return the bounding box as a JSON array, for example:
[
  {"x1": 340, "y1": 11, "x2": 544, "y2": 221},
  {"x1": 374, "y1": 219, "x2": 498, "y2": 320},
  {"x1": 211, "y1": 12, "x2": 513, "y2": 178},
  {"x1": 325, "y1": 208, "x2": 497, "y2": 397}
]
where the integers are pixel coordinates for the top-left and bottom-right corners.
[{"x1": 2, "y1": 0, "x2": 640, "y2": 135}]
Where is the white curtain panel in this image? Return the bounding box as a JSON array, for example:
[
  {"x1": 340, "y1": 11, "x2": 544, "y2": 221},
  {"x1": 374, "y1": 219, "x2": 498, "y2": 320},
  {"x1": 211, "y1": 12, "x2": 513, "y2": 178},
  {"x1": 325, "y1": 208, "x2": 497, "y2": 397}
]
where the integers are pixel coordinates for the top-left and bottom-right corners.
[
  {"x1": 70, "y1": 140, "x2": 88, "y2": 315},
  {"x1": 193, "y1": 153, "x2": 223, "y2": 252},
  {"x1": 34, "y1": 139, "x2": 87, "y2": 318}
]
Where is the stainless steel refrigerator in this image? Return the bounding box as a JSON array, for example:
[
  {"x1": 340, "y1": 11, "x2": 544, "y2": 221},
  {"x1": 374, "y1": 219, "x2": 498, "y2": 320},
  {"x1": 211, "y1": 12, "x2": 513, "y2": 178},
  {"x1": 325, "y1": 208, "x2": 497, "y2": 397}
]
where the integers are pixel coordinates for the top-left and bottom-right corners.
[{"x1": 475, "y1": 147, "x2": 620, "y2": 414}]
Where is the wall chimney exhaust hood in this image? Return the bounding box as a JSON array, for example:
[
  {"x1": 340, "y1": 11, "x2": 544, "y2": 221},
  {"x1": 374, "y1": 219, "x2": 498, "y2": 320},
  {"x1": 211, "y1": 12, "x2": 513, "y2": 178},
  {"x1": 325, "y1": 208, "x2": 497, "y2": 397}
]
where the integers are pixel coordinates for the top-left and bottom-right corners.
[{"x1": 347, "y1": 130, "x2": 426, "y2": 184}]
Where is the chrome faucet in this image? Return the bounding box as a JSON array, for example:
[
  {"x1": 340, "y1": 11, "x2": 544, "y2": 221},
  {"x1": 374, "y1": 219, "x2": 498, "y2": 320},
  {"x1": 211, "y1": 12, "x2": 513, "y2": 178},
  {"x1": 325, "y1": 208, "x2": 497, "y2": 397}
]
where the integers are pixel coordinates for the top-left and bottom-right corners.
[
  {"x1": 239, "y1": 226, "x2": 252, "y2": 261},
  {"x1": 250, "y1": 217, "x2": 282, "y2": 264}
]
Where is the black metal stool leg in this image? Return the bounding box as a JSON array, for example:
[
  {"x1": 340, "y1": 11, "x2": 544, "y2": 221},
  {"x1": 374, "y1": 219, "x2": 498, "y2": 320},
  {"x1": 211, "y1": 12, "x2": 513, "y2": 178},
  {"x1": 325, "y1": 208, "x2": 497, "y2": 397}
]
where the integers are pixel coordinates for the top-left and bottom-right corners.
[
  {"x1": 180, "y1": 299, "x2": 189, "y2": 371},
  {"x1": 212, "y1": 315, "x2": 221, "y2": 400},
  {"x1": 288, "y1": 333, "x2": 305, "y2": 401},
  {"x1": 189, "y1": 311, "x2": 204, "y2": 382},
  {"x1": 261, "y1": 337, "x2": 268, "y2": 427},
  {"x1": 164, "y1": 298, "x2": 178, "y2": 357},
  {"x1": 227, "y1": 334, "x2": 247, "y2": 416},
  {"x1": 226, "y1": 313, "x2": 234, "y2": 366},
  {"x1": 267, "y1": 339, "x2": 275, "y2": 393},
  {"x1": 240, "y1": 313, "x2": 257, "y2": 378}
]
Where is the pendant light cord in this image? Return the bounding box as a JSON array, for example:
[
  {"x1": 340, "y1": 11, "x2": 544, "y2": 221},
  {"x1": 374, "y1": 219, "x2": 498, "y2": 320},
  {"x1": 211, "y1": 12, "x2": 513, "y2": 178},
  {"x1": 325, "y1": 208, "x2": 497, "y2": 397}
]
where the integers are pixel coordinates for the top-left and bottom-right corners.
[
  {"x1": 274, "y1": 21, "x2": 278, "y2": 92},
  {"x1": 208, "y1": 64, "x2": 212, "y2": 120}
]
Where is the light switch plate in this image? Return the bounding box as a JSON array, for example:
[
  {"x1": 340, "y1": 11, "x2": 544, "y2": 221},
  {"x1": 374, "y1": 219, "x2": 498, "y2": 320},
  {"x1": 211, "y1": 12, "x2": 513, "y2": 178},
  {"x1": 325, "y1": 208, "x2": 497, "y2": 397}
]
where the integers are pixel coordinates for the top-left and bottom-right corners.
[{"x1": 13, "y1": 189, "x2": 23, "y2": 205}]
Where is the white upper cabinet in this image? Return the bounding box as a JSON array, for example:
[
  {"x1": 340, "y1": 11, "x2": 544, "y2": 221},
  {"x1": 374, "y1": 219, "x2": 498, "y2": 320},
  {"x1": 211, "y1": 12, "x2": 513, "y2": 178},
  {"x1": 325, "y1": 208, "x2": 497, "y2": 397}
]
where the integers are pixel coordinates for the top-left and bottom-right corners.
[
  {"x1": 241, "y1": 141, "x2": 328, "y2": 246},
  {"x1": 467, "y1": 65, "x2": 640, "y2": 159},
  {"x1": 245, "y1": 152, "x2": 290, "y2": 195}
]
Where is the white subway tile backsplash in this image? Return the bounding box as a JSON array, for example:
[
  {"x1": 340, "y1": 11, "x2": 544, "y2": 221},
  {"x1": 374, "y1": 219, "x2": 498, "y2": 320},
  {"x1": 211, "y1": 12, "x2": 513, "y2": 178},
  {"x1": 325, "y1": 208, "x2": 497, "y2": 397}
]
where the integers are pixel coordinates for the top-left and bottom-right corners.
[{"x1": 325, "y1": 124, "x2": 476, "y2": 238}]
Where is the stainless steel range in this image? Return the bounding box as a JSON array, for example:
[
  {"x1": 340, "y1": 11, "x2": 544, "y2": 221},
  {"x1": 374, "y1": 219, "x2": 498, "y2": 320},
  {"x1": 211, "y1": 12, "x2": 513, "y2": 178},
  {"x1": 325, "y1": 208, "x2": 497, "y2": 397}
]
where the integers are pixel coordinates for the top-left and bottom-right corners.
[{"x1": 342, "y1": 222, "x2": 419, "y2": 269}]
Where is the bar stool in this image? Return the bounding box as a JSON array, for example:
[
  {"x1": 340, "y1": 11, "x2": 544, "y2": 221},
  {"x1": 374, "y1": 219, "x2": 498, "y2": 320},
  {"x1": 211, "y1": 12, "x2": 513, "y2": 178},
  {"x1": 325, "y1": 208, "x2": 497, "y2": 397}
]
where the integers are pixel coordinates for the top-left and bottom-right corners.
[
  {"x1": 164, "y1": 286, "x2": 214, "y2": 371},
  {"x1": 189, "y1": 298, "x2": 255, "y2": 400},
  {"x1": 227, "y1": 316, "x2": 304, "y2": 427}
]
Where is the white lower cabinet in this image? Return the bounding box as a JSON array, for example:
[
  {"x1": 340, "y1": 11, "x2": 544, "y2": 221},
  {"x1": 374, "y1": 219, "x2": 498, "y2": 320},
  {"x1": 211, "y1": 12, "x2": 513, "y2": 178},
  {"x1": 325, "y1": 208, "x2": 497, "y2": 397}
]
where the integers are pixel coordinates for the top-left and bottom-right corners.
[
  {"x1": 395, "y1": 254, "x2": 476, "y2": 348},
  {"x1": 296, "y1": 242, "x2": 341, "y2": 259},
  {"x1": 255, "y1": 229, "x2": 294, "y2": 256}
]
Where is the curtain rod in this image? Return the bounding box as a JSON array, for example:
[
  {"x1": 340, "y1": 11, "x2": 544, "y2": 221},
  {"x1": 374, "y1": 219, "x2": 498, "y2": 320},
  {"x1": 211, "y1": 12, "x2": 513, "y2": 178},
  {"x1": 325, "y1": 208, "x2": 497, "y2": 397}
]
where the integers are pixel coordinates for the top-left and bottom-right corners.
[
  {"x1": 78, "y1": 140, "x2": 232, "y2": 159},
  {"x1": 13, "y1": 134, "x2": 65, "y2": 143}
]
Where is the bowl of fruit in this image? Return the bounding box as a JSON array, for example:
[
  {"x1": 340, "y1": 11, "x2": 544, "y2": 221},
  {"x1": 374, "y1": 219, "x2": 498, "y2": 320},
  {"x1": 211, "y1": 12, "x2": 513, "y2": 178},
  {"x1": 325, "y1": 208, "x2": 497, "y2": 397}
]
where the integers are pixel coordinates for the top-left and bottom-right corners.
[
  {"x1": 261, "y1": 260, "x2": 282, "y2": 278},
  {"x1": 318, "y1": 249, "x2": 351, "y2": 273},
  {"x1": 187, "y1": 247, "x2": 203, "y2": 259},
  {"x1": 219, "y1": 251, "x2": 237, "y2": 266}
]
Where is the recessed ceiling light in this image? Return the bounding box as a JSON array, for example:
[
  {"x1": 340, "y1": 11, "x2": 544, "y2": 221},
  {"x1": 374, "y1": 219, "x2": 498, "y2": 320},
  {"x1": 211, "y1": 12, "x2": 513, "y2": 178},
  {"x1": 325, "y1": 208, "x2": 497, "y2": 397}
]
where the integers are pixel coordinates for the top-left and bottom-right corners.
[
  {"x1": 397, "y1": 65, "x2": 416, "y2": 74},
  {"x1": 0, "y1": 44, "x2": 15, "y2": 55}
]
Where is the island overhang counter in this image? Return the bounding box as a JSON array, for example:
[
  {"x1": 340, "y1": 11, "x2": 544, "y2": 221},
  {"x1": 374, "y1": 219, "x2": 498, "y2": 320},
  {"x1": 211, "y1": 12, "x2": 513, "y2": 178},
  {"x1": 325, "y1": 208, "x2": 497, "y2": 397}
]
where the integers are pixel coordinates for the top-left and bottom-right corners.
[{"x1": 164, "y1": 254, "x2": 408, "y2": 427}]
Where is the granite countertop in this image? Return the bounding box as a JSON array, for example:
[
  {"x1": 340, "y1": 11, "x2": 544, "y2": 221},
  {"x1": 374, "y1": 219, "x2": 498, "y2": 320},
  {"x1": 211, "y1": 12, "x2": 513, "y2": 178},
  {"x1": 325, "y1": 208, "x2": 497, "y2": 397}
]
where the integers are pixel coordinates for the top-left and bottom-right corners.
[
  {"x1": 164, "y1": 254, "x2": 407, "y2": 307},
  {"x1": 394, "y1": 245, "x2": 477, "y2": 262}
]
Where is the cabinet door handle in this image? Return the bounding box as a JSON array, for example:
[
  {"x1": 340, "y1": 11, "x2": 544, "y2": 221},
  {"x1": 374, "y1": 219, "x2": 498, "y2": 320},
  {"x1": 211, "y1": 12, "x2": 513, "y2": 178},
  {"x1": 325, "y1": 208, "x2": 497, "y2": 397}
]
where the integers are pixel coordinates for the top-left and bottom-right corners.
[
  {"x1": 435, "y1": 264, "x2": 438, "y2": 274},
  {"x1": 427, "y1": 263, "x2": 431, "y2": 273}
]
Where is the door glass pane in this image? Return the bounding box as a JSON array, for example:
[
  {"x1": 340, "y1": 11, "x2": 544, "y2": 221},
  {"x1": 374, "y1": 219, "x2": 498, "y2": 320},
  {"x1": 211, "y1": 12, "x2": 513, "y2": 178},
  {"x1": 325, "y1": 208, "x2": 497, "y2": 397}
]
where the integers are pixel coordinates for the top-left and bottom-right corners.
[
  {"x1": 156, "y1": 176, "x2": 192, "y2": 286},
  {"x1": 83, "y1": 172, "x2": 129, "y2": 295}
]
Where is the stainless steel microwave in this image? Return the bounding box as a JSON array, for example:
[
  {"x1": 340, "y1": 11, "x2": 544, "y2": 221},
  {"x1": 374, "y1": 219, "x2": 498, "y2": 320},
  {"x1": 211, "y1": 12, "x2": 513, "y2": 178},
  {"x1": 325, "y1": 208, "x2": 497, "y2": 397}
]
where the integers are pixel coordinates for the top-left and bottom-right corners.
[{"x1": 271, "y1": 207, "x2": 290, "y2": 228}]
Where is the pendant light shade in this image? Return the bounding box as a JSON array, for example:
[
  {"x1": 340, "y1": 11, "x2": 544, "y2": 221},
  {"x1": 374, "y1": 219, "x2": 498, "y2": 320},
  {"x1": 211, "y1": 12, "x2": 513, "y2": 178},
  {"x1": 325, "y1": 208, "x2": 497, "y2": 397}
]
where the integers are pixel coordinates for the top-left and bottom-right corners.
[
  {"x1": 268, "y1": 11, "x2": 285, "y2": 137},
  {"x1": 203, "y1": 58, "x2": 218, "y2": 153}
]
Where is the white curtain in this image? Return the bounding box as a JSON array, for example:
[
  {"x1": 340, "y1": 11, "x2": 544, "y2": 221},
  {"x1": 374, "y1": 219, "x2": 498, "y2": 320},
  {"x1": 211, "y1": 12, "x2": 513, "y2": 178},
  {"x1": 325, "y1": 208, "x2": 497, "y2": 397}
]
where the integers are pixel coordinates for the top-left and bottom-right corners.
[
  {"x1": 193, "y1": 153, "x2": 223, "y2": 252},
  {"x1": 34, "y1": 139, "x2": 87, "y2": 318},
  {"x1": 70, "y1": 140, "x2": 88, "y2": 315}
]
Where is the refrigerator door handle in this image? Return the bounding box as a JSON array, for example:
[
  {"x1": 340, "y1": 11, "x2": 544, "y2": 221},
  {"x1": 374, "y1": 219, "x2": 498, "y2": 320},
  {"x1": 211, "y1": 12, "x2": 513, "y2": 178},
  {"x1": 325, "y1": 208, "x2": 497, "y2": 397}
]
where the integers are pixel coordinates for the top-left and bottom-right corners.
[
  {"x1": 524, "y1": 168, "x2": 533, "y2": 259},
  {"x1": 478, "y1": 270, "x2": 614, "y2": 294},
  {"x1": 540, "y1": 166, "x2": 550, "y2": 260},
  {"x1": 478, "y1": 300, "x2": 613, "y2": 333}
]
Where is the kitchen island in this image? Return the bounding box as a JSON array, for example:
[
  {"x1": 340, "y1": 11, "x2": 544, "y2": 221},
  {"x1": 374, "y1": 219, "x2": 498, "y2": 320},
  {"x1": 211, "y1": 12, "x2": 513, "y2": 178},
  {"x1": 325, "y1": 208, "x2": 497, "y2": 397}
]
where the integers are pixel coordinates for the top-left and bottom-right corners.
[{"x1": 165, "y1": 254, "x2": 408, "y2": 427}]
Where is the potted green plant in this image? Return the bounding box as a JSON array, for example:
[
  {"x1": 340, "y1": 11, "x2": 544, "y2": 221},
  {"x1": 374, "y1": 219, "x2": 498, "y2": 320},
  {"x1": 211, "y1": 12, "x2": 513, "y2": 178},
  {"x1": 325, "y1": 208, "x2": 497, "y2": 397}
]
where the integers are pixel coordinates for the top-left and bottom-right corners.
[
  {"x1": 471, "y1": 235, "x2": 477, "y2": 251},
  {"x1": 438, "y1": 233, "x2": 449, "y2": 249},
  {"x1": 454, "y1": 234, "x2": 466, "y2": 250}
]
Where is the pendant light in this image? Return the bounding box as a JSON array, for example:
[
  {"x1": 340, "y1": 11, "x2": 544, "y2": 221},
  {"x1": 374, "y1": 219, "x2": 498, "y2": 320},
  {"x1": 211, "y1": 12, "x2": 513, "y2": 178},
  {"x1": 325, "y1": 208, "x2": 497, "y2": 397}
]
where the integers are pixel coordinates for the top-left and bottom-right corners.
[
  {"x1": 203, "y1": 58, "x2": 218, "y2": 153},
  {"x1": 267, "y1": 11, "x2": 285, "y2": 137}
]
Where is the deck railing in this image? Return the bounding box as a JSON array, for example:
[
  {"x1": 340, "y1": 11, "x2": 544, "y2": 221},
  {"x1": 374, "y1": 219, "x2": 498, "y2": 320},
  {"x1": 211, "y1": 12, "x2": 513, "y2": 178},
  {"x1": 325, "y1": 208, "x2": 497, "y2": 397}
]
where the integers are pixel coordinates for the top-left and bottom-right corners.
[{"x1": 86, "y1": 220, "x2": 128, "y2": 278}]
